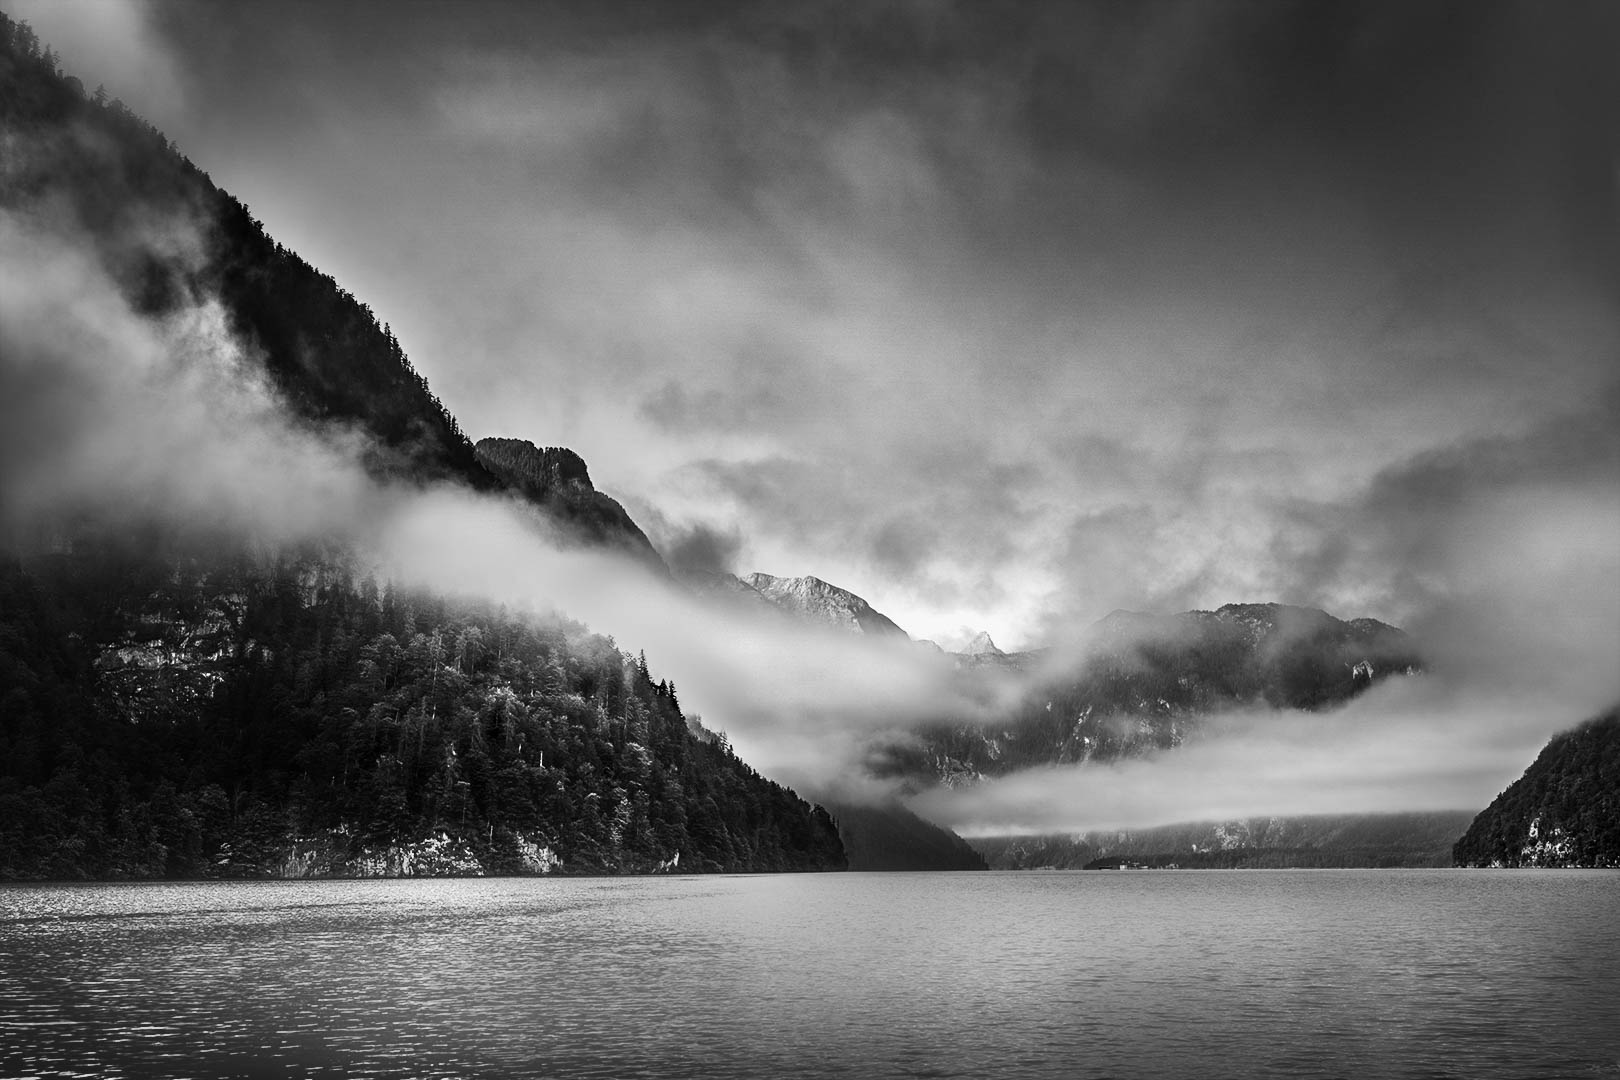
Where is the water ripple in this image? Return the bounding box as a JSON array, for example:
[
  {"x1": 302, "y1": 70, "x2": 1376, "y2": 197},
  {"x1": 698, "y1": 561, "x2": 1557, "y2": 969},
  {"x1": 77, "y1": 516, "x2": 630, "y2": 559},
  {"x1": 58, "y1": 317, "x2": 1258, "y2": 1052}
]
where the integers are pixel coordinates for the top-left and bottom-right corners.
[{"x1": 0, "y1": 871, "x2": 1616, "y2": 1078}]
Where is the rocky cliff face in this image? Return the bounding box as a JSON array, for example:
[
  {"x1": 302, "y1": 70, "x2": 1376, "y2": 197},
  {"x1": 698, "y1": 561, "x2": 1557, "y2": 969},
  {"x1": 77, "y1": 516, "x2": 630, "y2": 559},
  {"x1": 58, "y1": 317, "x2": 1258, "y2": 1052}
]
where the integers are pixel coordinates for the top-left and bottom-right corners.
[{"x1": 1453, "y1": 707, "x2": 1620, "y2": 867}]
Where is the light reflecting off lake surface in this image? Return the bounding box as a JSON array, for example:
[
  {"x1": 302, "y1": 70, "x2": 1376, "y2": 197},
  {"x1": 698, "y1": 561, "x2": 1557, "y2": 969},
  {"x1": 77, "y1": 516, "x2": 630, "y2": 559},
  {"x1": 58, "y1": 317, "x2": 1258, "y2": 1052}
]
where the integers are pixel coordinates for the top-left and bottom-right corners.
[{"x1": 2, "y1": 870, "x2": 1617, "y2": 1079}]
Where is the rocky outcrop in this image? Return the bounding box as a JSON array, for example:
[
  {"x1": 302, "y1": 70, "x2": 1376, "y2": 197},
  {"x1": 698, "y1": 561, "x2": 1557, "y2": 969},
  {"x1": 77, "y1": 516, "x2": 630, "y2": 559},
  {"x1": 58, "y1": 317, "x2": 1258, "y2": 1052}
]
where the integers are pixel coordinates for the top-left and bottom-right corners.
[
  {"x1": 231, "y1": 829, "x2": 563, "y2": 878},
  {"x1": 474, "y1": 437, "x2": 668, "y2": 573}
]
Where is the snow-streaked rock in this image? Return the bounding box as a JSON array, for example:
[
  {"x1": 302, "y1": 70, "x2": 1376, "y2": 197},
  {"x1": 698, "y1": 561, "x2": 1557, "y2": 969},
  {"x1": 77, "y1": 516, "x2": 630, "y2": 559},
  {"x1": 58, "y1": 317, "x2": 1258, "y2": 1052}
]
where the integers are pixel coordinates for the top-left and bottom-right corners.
[{"x1": 739, "y1": 572, "x2": 910, "y2": 638}]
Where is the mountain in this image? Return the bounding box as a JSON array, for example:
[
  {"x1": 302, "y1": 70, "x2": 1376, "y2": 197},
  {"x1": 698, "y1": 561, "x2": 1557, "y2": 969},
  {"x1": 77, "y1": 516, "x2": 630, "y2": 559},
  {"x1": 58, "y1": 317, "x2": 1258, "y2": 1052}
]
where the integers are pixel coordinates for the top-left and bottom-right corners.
[
  {"x1": 824, "y1": 801, "x2": 987, "y2": 871},
  {"x1": 947, "y1": 630, "x2": 1040, "y2": 674},
  {"x1": 0, "y1": 15, "x2": 841, "y2": 879},
  {"x1": 474, "y1": 438, "x2": 665, "y2": 571},
  {"x1": 690, "y1": 572, "x2": 912, "y2": 638},
  {"x1": 972, "y1": 812, "x2": 1475, "y2": 870},
  {"x1": 890, "y1": 602, "x2": 1420, "y2": 786},
  {"x1": 0, "y1": 542, "x2": 847, "y2": 879},
  {"x1": 0, "y1": 15, "x2": 660, "y2": 568},
  {"x1": 962, "y1": 631, "x2": 1003, "y2": 656},
  {"x1": 1453, "y1": 707, "x2": 1620, "y2": 868}
]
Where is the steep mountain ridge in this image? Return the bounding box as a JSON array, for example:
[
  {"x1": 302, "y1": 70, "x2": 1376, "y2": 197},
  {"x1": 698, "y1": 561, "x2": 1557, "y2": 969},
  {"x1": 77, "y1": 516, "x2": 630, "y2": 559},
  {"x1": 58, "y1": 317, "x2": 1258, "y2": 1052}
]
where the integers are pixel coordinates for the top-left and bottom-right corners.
[
  {"x1": 474, "y1": 438, "x2": 665, "y2": 570},
  {"x1": 0, "y1": 18, "x2": 662, "y2": 570}
]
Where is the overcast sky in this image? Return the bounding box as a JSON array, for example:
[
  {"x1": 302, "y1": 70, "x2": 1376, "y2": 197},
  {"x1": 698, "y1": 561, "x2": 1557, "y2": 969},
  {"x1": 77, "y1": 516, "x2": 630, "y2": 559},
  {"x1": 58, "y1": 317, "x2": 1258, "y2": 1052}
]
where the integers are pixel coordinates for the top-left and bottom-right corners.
[
  {"x1": 11, "y1": 0, "x2": 1618, "y2": 826},
  {"x1": 20, "y1": 0, "x2": 1616, "y2": 649}
]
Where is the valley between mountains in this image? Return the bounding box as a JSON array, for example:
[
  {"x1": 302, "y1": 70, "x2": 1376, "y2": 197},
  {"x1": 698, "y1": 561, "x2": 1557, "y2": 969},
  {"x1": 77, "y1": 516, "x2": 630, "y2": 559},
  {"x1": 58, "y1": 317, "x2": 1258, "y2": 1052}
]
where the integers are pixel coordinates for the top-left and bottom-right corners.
[{"x1": 1, "y1": 12, "x2": 1615, "y2": 879}]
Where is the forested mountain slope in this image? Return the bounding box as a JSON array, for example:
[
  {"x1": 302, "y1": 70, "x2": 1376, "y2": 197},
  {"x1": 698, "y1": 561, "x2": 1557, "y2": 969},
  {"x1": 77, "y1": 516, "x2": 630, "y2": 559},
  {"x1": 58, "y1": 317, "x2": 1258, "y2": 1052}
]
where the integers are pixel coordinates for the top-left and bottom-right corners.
[
  {"x1": 0, "y1": 15, "x2": 839, "y2": 879},
  {"x1": 823, "y1": 801, "x2": 987, "y2": 871},
  {"x1": 0, "y1": 535, "x2": 845, "y2": 879},
  {"x1": 1453, "y1": 708, "x2": 1620, "y2": 868}
]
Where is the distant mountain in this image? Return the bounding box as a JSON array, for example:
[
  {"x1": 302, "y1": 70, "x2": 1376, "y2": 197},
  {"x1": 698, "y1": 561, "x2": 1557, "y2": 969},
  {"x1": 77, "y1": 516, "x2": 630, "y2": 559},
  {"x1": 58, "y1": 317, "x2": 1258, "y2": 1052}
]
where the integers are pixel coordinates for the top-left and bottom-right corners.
[
  {"x1": 962, "y1": 631, "x2": 1003, "y2": 656},
  {"x1": 972, "y1": 812, "x2": 1475, "y2": 870},
  {"x1": 474, "y1": 438, "x2": 666, "y2": 572},
  {"x1": 825, "y1": 801, "x2": 987, "y2": 871},
  {"x1": 889, "y1": 602, "x2": 1420, "y2": 785},
  {"x1": 1453, "y1": 707, "x2": 1620, "y2": 868},
  {"x1": 947, "y1": 630, "x2": 1041, "y2": 674},
  {"x1": 689, "y1": 572, "x2": 912, "y2": 638}
]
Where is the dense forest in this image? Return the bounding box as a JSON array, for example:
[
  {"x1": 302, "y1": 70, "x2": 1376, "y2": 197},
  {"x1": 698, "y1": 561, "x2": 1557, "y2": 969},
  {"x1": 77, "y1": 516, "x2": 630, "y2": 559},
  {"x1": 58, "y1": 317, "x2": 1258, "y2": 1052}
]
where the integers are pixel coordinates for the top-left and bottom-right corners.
[
  {"x1": 0, "y1": 15, "x2": 846, "y2": 879},
  {"x1": 0, "y1": 533, "x2": 845, "y2": 878},
  {"x1": 1453, "y1": 708, "x2": 1620, "y2": 868}
]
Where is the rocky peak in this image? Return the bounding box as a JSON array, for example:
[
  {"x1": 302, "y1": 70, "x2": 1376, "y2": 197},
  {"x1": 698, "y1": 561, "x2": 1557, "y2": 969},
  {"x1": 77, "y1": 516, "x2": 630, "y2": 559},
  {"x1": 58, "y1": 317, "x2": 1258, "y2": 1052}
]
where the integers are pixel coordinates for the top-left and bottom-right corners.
[
  {"x1": 741, "y1": 573, "x2": 910, "y2": 638},
  {"x1": 964, "y1": 630, "x2": 1004, "y2": 656}
]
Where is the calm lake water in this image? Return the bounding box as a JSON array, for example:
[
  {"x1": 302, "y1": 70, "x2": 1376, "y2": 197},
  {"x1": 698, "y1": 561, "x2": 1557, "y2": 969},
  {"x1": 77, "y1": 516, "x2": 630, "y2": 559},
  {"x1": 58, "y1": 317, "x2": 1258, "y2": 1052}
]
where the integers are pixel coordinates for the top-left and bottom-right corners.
[{"x1": 1, "y1": 870, "x2": 1616, "y2": 1079}]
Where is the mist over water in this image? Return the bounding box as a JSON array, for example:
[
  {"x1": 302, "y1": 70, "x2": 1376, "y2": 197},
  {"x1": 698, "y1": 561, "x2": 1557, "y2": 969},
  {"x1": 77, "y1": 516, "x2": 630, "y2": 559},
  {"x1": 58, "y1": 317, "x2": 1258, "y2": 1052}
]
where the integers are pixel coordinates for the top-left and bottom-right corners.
[{"x1": 4, "y1": 874, "x2": 1618, "y2": 1079}]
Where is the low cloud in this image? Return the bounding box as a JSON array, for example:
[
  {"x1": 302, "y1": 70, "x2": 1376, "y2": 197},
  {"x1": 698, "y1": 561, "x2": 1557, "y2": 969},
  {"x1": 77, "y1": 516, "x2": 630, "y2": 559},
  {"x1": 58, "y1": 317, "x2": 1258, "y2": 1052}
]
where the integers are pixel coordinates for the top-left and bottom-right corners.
[
  {"x1": 915, "y1": 674, "x2": 1604, "y2": 836},
  {"x1": 917, "y1": 394, "x2": 1620, "y2": 833},
  {"x1": 662, "y1": 520, "x2": 744, "y2": 578},
  {"x1": 0, "y1": 206, "x2": 374, "y2": 545},
  {"x1": 0, "y1": 196, "x2": 984, "y2": 803}
]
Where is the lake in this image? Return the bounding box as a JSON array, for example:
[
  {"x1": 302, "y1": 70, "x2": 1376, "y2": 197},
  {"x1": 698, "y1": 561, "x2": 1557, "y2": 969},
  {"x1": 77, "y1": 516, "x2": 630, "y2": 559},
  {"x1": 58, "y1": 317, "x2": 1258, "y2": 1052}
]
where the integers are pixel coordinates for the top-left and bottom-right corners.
[{"x1": 2, "y1": 870, "x2": 1616, "y2": 1079}]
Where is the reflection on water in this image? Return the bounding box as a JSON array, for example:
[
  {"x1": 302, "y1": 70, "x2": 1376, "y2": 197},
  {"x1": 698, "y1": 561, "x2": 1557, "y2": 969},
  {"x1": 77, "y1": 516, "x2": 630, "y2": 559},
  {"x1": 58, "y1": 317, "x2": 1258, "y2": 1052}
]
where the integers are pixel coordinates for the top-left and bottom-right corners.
[{"x1": 2, "y1": 870, "x2": 1617, "y2": 1079}]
